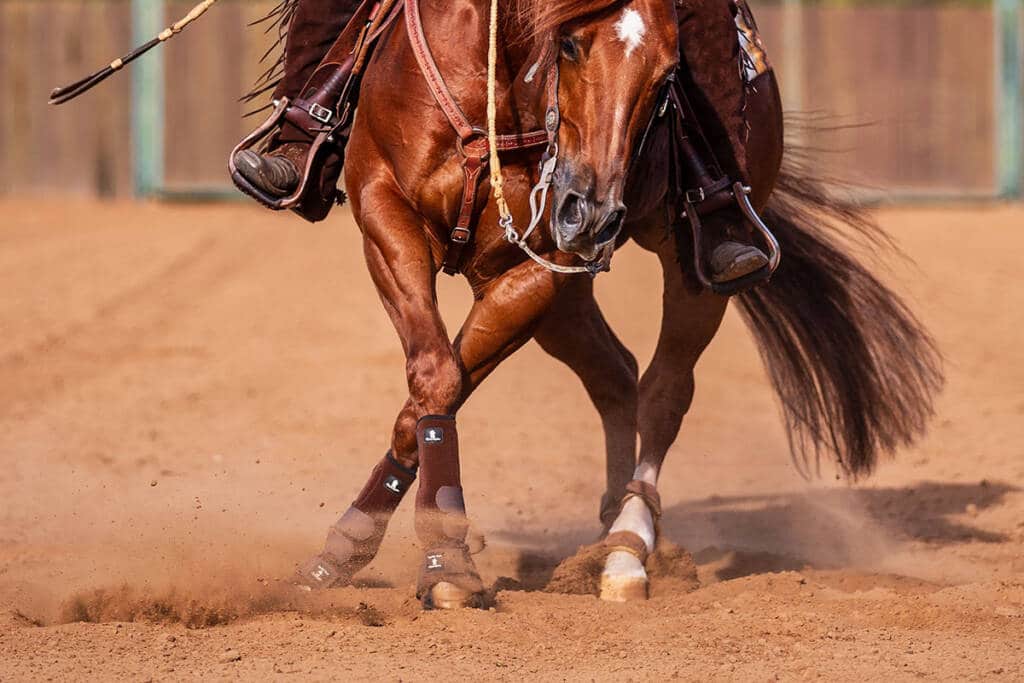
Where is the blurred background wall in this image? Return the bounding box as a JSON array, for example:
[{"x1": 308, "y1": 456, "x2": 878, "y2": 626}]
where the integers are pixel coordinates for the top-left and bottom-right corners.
[{"x1": 0, "y1": 0, "x2": 1020, "y2": 199}]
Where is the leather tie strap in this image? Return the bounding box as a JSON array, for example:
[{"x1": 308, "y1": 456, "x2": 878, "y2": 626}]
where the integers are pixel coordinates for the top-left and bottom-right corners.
[
  {"x1": 494, "y1": 131, "x2": 550, "y2": 150},
  {"x1": 604, "y1": 530, "x2": 650, "y2": 563},
  {"x1": 442, "y1": 146, "x2": 489, "y2": 274},
  {"x1": 623, "y1": 479, "x2": 662, "y2": 520}
]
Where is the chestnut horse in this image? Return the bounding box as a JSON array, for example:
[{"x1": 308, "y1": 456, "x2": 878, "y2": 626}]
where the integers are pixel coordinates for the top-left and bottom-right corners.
[{"x1": 318, "y1": 0, "x2": 941, "y2": 607}]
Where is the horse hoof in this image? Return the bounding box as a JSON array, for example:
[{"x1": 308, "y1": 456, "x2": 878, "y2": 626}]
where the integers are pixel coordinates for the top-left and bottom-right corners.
[
  {"x1": 422, "y1": 581, "x2": 484, "y2": 610},
  {"x1": 599, "y1": 548, "x2": 649, "y2": 602},
  {"x1": 599, "y1": 572, "x2": 649, "y2": 602}
]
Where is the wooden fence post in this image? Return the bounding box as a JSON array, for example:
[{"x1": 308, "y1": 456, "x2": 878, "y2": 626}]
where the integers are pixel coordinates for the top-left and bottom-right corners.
[{"x1": 781, "y1": 0, "x2": 804, "y2": 146}]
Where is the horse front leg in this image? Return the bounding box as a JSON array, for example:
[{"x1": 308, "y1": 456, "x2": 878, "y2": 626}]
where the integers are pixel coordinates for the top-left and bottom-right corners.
[
  {"x1": 357, "y1": 190, "x2": 578, "y2": 611},
  {"x1": 412, "y1": 256, "x2": 570, "y2": 606},
  {"x1": 598, "y1": 230, "x2": 728, "y2": 601},
  {"x1": 295, "y1": 187, "x2": 460, "y2": 592},
  {"x1": 350, "y1": 194, "x2": 497, "y2": 610}
]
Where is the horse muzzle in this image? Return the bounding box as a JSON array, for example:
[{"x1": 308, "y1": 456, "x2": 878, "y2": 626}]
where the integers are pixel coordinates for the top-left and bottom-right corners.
[{"x1": 551, "y1": 181, "x2": 626, "y2": 262}]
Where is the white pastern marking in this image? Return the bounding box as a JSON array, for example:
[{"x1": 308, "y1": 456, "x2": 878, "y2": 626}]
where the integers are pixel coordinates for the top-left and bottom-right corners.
[
  {"x1": 633, "y1": 461, "x2": 658, "y2": 486},
  {"x1": 614, "y1": 8, "x2": 647, "y2": 58}
]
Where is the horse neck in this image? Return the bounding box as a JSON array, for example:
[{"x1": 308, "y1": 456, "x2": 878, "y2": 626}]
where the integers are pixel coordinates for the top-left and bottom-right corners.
[{"x1": 419, "y1": 0, "x2": 544, "y2": 132}]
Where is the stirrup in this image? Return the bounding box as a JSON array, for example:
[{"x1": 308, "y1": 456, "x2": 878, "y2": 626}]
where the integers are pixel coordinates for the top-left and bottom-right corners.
[
  {"x1": 228, "y1": 97, "x2": 347, "y2": 221},
  {"x1": 683, "y1": 181, "x2": 781, "y2": 295}
]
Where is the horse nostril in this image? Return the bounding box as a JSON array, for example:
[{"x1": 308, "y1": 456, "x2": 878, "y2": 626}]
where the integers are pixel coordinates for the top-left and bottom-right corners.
[
  {"x1": 557, "y1": 192, "x2": 587, "y2": 234},
  {"x1": 595, "y1": 208, "x2": 625, "y2": 245}
]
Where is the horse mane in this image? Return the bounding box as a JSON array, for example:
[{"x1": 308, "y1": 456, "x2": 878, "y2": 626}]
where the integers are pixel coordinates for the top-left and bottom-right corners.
[
  {"x1": 510, "y1": 0, "x2": 626, "y2": 42},
  {"x1": 242, "y1": 0, "x2": 628, "y2": 110}
]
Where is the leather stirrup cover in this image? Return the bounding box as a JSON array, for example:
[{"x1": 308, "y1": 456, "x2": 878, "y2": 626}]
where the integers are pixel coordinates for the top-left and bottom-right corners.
[
  {"x1": 280, "y1": 0, "x2": 389, "y2": 222},
  {"x1": 237, "y1": 0, "x2": 384, "y2": 222}
]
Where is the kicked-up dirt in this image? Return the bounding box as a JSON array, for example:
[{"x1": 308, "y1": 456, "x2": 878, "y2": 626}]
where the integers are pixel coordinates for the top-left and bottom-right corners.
[{"x1": 0, "y1": 199, "x2": 1022, "y2": 680}]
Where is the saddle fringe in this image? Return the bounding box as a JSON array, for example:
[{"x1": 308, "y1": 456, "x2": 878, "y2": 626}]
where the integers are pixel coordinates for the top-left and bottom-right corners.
[{"x1": 241, "y1": 0, "x2": 300, "y2": 114}]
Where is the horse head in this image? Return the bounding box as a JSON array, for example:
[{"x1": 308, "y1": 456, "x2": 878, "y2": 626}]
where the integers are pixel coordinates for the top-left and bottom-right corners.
[{"x1": 524, "y1": 0, "x2": 678, "y2": 262}]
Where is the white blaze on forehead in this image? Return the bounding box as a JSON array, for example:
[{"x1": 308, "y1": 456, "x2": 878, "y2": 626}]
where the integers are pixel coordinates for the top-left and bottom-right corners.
[{"x1": 614, "y1": 8, "x2": 647, "y2": 58}]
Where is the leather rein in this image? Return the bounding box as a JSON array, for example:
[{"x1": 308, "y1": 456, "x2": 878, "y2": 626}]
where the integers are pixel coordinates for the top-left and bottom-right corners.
[{"x1": 404, "y1": 0, "x2": 606, "y2": 276}]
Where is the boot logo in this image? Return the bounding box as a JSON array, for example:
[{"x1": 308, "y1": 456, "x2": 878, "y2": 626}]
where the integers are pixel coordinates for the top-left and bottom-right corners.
[
  {"x1": 383, "y1": 475, "x2": 404, "y2": 495},
  {"x1": 311, "y1": 564, "x2": 331, "y2": 581},
  {"x1": 426, "y1": 553, "x2": 444, "y2": 570},
  {"x1": 424, "y1": 428, "x2": 443, "y2": 444}
]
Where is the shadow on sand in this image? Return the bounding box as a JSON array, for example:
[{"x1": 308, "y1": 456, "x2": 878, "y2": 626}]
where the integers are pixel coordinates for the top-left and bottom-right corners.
[{"x1": 493, "y1": 479, "x2": 1018, "y2": 587}]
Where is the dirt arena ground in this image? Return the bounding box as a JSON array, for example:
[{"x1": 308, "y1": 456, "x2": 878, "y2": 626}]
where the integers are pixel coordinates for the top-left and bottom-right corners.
[{"x1": 0, "y1": 199, "x2": 1022, "y2": 680}]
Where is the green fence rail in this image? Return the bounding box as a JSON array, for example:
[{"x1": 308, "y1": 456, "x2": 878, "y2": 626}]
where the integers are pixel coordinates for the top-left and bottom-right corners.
[
  {"x1": 994, "y1": 0, "x2": 1023, "y2": 198},
  {"x1": 131, "y1": 0, "x2": 166, "y2": 197}
]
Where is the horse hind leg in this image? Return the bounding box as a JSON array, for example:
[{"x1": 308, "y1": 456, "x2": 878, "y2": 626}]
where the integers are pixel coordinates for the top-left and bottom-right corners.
[
  {"x1": 533, "y1": 278, "x2": 661, "y2": 601},
  {"x1": 533, "y1": 276, "x2": 640, "y2": 532},
  {"x1": 585, "y1": 53, "x2": 782, "y2": 601},
  {"x1": 450, "y1": 270, "x2": 646, "y2": 601},
  {"x1": 597, "y1": 232, "x2": 728, "y2": 601}
]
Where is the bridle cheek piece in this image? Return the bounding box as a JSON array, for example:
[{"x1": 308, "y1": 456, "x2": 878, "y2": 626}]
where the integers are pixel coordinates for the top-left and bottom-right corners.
[{"x1": 500, "y1": 56, "x2": 614, "y2": 277}]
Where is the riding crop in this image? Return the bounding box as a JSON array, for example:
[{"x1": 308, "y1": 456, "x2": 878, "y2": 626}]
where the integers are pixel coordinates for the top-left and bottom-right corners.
[{"x1": 49, "y1": 0, "x2": 219, "y2": 105}]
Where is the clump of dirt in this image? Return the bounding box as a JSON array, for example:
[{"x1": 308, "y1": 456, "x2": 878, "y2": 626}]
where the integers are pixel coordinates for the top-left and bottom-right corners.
[
  {"x1": 355, "y1": 601, "x2": 387, "y2": 627},
  {"x1": 544, "y1": 543, "x2": 609, "y2": 595},
  {"x1": 544, "y1": 540, "x2": 699, "y2": 596},
  {"x1": 59, "y1": 582, "x2": 307, "y2": 628},
  {"x1": 645, "y1": 540, "x2": 700, "y2": 596}
]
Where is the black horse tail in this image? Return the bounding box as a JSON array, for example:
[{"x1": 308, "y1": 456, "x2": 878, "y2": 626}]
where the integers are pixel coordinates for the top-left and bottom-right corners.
[{"x1": 735, "y1": 154, "x2": 943, "y2": 479}]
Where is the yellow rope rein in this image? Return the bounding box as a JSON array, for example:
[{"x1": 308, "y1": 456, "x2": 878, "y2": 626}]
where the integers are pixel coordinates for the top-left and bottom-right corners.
[{"x1": 486, "y1": 0, "x2": 513, "y2": 224}]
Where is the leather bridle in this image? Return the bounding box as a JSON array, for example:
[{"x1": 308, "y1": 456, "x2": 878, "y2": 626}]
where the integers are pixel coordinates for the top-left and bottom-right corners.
[
  {"x1": 405, "y1": 0, "x2": 560, "y2": 274},
  {"x1": 406, "y1": 0, "x2": 623, "y2": 276},
  {"x1": 495, "y1": 51, "x2": 617, "y2": 277}
]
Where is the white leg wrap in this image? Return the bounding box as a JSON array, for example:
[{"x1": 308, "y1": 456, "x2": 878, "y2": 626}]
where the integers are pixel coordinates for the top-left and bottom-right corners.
[
  {"x1": 600, "y1": 464, "x2": 659, "y2": 602},
  {"x1": 607, "y1": 496, "x2": 655, "y2": 551}
]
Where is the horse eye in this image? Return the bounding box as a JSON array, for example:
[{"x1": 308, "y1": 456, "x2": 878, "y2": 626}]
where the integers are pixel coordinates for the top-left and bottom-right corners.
[{"x1": 560, "y1": 37, "x2": 579, "y2": 61}]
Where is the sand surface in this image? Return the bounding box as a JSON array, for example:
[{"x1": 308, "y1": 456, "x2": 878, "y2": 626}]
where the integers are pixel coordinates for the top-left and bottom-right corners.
[{"x1": 0, "y1": 200, "x2": 1022, "y2": 680}]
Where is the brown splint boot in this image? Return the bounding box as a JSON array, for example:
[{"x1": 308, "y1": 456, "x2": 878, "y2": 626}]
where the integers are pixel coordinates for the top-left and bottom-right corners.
[
  {"x1": 294, "y1": 508, "x2": 381, "y2": 590},
  {"x1": 295, "y1": 452, "x2": 417, "y2": 590},
  {"x1": 414, "y1": 415, "x2": 487, "y2": 609},
  {"x1": 709, "y1": 240, "x2": 769, "y2": 284},
  {"x1": 232, "y1": 149, "x2": 301, "y2": 199},
  {"x1": 417, "y1": 542, "x2": 486, "y2": 610}
]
